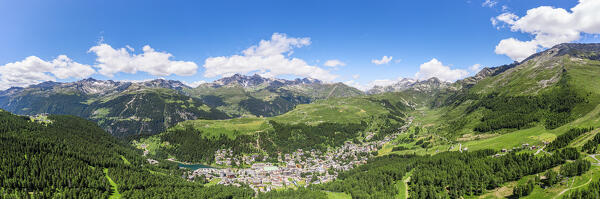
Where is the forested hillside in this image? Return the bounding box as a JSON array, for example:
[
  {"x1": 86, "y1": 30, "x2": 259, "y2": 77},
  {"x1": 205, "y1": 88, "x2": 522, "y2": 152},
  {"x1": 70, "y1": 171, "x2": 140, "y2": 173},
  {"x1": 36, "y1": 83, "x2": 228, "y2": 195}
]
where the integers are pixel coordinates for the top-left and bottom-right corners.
[
  {"x1": 5, "y1": 44, "x2": 600, "y2": 199},
  {"x1": 241, "y1": 43, "x2": 600, "y2": 198},
  {"x1": 420, "y1": 43, "x2": 600, "y2": 140},
  {"x1": 138, "y1": 92, "x2": 411, "y2": 164},
  {"x1": 0, "y1": 110, "x2": 253, "y2": 198}
]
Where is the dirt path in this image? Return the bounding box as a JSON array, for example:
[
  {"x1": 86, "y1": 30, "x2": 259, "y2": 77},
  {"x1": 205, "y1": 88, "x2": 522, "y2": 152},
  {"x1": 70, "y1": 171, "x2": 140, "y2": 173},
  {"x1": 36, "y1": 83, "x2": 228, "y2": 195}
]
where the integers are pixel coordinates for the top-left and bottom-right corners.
[
  {"x1": 553, "y1": 173, "x2": 593, "y2": 199},
  {"x1": 589, "y1": 154, "x2": 600, "y2": 166},
  {"x1": 534, "y1": 145, "x2": 546, "y2": 155}
]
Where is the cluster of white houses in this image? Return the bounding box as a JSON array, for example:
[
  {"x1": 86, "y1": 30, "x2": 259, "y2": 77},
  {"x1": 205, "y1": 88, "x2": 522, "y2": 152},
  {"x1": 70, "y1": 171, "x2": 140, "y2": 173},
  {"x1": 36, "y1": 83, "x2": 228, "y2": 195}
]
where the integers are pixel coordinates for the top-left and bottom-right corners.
[
  {"x1": 190, "y1": 140, "x2": 381, "y2": 192},
  {"x1": 188, "y1": 118, "x2": 414, "y2": 193}
]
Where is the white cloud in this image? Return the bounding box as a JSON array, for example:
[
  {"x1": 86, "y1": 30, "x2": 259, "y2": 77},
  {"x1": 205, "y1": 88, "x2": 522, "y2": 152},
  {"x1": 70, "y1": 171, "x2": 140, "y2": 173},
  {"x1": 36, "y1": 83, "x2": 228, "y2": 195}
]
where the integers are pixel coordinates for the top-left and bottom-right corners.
[
  {"x1": 88, "y1": 43, "x2": 198, "y2": 77},
  {"x1": 0, "y1": 55, "x2": 95, "y2": 90},
  {"x1": 495, "y1": 12, "x2": 519, "y2": 25},
  {"x1": 491, "y1": 18, "x2": 499, "y2": 28},
  {"x1": 371, "y1": 56, "x2": 393, "y2": 65},
  {"x1": 414, "y1": 58, "x2": 469, "y2": 82},
  {"x1": 203, "y1": 33, "x2": 337, "y2": 81},
  {"x1": 482, "y1": 0, "x2": 497, "y2": 8},
  {"x1": 183, "y1": 80, "x2": 206, "y2": 88},
  {"x1": 352, "y1": 74, "x2": 360, "y2": 79},
  {"x1": 369, "y1": 79, "x2": 398, "y2": 87},
  {"x1": 493, "y1": 0, "x2": 600, "y2": 61},
  {"x1": 343, "y1": 80, "x2": 368, "y2": 91},
  {"x1": 345, "y1": 77, "x2": 411, "y2": 91},
  {"x1": 494, "y1": 38, "x2": 539, "y2": 61},
  {"x1": 344, "y1": 79, "x2": 397, "y2": 91},
  {"x1": 323, "y1": 59, "x2": 346, "y2": 67},
  {"x1": 469, "y1": 64, "x2": 482, "y2": 72}
]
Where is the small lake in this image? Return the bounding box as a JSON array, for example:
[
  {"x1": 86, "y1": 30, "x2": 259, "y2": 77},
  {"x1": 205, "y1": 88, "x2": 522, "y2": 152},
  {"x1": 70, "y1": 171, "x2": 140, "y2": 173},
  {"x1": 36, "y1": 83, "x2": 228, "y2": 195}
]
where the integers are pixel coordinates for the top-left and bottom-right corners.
[{"x1": 178, "y1": 163, "x2": 211, "y2": 170}]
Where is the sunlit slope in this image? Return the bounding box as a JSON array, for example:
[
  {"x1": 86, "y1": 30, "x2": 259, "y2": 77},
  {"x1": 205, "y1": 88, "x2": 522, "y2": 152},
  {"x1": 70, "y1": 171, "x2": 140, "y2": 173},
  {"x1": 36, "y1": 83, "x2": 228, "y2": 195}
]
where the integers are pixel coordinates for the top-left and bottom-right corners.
[
  {"x1": 137, "y1": 93, "x2": 411, "y2": 163},
  {"x1": 386, "y1": 45, "x2": 600, "y2": 156},
  {"x1": 427, "y1": 52, "x2": 600, "y2": 141},
  {"x1": 170, "y1": 95, "x2": 407, "y2": 138}
]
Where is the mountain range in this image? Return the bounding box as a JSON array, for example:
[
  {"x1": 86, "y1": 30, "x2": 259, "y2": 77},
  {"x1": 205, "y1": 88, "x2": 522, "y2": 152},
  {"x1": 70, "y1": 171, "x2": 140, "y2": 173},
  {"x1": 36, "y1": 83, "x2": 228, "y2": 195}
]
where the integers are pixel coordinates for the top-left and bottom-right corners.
[
  {"x1": 4, "y1": 43, "x2": 600, "y2": 198},
  {"x1": 0, "y1": 74, "x2": 364, "y2": 137}
]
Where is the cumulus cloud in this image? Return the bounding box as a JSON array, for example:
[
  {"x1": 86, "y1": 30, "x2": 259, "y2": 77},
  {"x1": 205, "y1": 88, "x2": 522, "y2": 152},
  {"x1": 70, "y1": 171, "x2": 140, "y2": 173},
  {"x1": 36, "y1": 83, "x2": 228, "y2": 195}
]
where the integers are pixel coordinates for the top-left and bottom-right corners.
[
  {"x1": 323, "y1": 59, "x2": 346, "y2": 67},
  {"x1": 495, "y1": 12, "x2": 519, "y2": 25},
  {"x1": 352, "y1": 74, "x2": 360, "y2": 79},
  {"x1": 0, "y1": 55, "x2": 95, "y2": 90},
  {"x1": 493, "y1": 0, "x2": 600, "y2": 61},
  {"x1": 203, "y1": 33, "x2": 337, "y2": 81},
  {"x1": 414, "y1": 58, "x2": 469, "y2": 82},
  {"x1": 88, "y1": 44, "x2": 198, "y2": 77},
  {"x1": 469, "y1": 64, "x2": 482, "y2": 72},
  {"x1": 494, "y1": 38, "x2": 539, "y2": 61},
  {"x1": 371, "y1": 56, "x2": 393, "y2": 65}
]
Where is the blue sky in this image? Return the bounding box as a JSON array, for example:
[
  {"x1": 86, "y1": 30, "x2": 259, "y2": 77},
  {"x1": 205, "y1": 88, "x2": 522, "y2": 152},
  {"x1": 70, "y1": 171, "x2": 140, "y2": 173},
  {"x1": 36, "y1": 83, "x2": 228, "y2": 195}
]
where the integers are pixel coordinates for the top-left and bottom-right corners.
[{"x1": 1, "y1": 0, "x2": 598, "y2": 90}]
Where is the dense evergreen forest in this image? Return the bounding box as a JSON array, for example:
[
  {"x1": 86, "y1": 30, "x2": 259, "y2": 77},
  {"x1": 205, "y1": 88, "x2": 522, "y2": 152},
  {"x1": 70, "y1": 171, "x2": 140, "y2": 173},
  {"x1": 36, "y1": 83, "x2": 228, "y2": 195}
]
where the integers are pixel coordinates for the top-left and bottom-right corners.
[
  {"x1": 0, "y1": 110, "x2": 253, "y2": 198},
  {"x1": 154, "y1": 119, "x2": 395, "y2": 164},
  {"x1": 260, "y1": 121, "x2": 368, "y2": 154},
  {"x1": 158, "y1": 126, "x2": 258, "y2": 163},
  {"x1": 409, "y1": 148, "x2": 577, "y2": 198},
  {"x1": 308, "y1": 148, "x2": 584, "y2": 198},
  {"x1": 470, "y1": 80, "x2": 585, "y2": 132},
  {"x1": 152, "y1": 96, "x2": 408, "y2": 164},
  {"x1": 547, "y1": 127, "x2": 594, "y2": 151},
  {"x1": 315, "y1": 154, "x2": 417, "y2": 198},
  {"x1": 582, "y1": 132, "x2": 600, "y2": 153}
]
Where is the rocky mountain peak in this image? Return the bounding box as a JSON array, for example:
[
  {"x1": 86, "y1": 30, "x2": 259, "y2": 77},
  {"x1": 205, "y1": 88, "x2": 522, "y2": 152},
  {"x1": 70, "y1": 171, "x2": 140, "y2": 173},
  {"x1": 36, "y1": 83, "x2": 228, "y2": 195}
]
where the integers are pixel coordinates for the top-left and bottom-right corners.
[
  {"x1": 294, "y1": 77, "x2": 322, "y2": 85},
  {"x1": 29, "y1": 81, "x2": 61, "y2": 91},
  {"x1": 366, "y1": 77, "x2": 449, "y2": 94},
  {"x1": 209, "y1": 74, "x2": 323, "y2": 88},
  {"x1": 141, "y1": 79, "x2": 190, "y2": 90},
  {"x1": 521, "y1": 43, "x2": 600, "y2": 63}
]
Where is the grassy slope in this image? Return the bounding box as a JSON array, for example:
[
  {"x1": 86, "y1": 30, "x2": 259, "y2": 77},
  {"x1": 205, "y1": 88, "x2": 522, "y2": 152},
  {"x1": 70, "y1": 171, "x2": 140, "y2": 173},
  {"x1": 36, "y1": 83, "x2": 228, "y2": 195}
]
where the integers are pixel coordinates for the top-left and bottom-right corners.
[
  {"x1": 325, "y1": 191, "x2": 352, "y2": 199},
  {"x1": 395, "y1": 170, "x2": 413, "y2": 199},
  {"x1": 103, "y1": 168, "x2": 121, "y2": 199},
  {"x1": 378, "y1": 57, "x2": 600, "y2": 199},
  {"x1": 385, "y1": 57, "x2": 600, "y2": 157},
  {"x1": 138, "y1": 94, "x2": 408, "y2": 159},
  {"x1": 464, "y1": 58, "x2": 600, "y2": 151},
  {"x1": 169, "y1": 96, "x2": 392, "y2": 138},
  {"x1": 186, "y1": 83, "x2": 363, "y2": 117}
]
